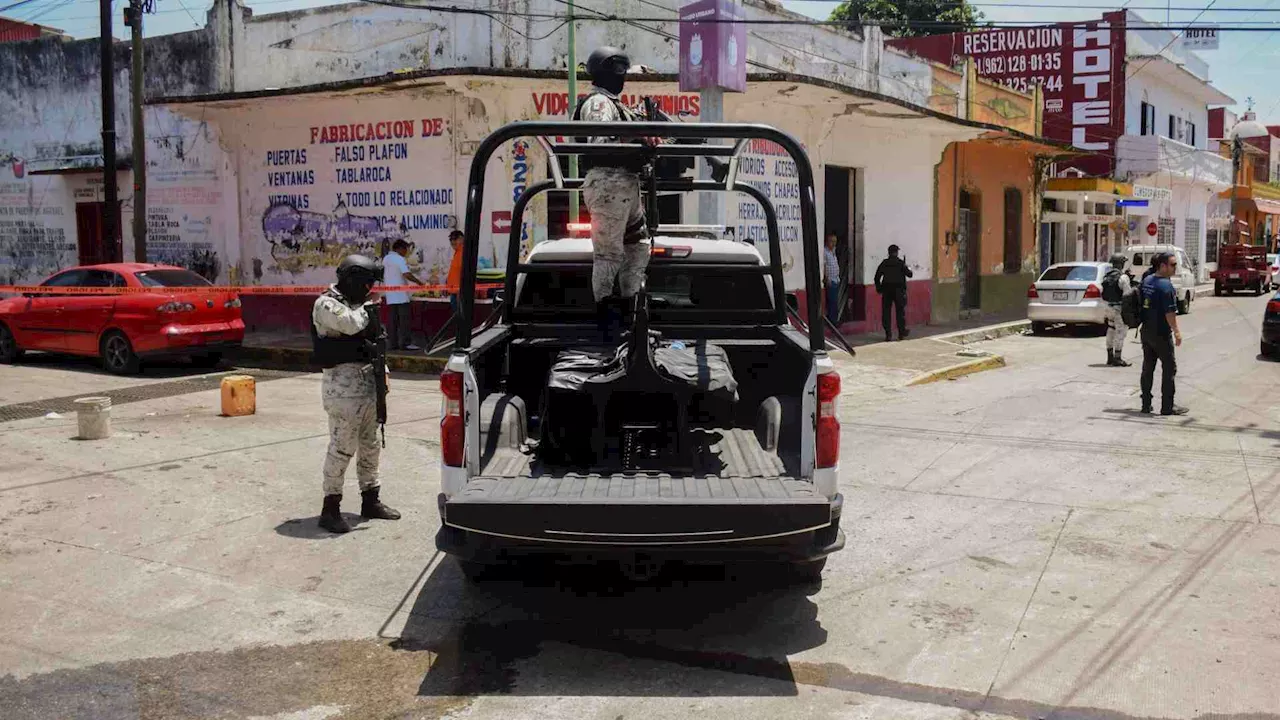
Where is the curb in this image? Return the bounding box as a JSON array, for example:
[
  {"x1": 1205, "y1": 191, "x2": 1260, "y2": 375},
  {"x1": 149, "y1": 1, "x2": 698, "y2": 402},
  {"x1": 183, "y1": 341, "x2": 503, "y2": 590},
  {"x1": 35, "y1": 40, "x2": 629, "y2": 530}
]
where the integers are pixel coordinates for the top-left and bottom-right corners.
[
  {"x1": 232, "y1": 346, "x2": 447, "y2": 374},
  {"x1": 932, "y1": 319, "x2": 1030, "y2": 345},
  {"x1": 906, "y1": 354, "x2": 1007, "y2": 386}
]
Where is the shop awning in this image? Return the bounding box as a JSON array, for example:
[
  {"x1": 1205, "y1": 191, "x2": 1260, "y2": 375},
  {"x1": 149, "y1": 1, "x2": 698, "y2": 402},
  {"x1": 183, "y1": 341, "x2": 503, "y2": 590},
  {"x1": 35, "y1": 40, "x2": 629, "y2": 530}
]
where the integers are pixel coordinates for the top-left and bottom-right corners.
[
  {"x1": 1045, "y1": 178, "x2": 1134, "y2": 196},
  {"x1": 1249, "y1": 197, "x2": 1280, "y2": 216}
]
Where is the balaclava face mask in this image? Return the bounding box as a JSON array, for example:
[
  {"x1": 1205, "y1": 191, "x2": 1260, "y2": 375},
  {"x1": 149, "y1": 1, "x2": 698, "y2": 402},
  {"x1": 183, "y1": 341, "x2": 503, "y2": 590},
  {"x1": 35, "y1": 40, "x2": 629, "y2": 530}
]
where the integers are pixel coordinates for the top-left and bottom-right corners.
[{"x1": 593, "y1": 56, "x2": 627, "y2": 96}]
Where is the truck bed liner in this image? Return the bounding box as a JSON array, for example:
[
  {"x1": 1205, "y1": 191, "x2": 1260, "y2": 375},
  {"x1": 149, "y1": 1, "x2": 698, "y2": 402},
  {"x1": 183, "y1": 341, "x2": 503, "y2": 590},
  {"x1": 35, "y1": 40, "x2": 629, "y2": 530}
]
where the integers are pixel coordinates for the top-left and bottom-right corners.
[{"x1": 479, "y1": 427, "x2": 788, "y2": 481}]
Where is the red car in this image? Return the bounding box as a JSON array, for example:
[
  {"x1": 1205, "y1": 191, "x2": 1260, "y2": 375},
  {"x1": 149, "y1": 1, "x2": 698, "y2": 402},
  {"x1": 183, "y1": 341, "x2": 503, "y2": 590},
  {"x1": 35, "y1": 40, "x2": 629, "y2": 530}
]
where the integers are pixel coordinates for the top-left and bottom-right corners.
[{"x1": 0, "y1": 263, "x2": 244, "y2": 374}]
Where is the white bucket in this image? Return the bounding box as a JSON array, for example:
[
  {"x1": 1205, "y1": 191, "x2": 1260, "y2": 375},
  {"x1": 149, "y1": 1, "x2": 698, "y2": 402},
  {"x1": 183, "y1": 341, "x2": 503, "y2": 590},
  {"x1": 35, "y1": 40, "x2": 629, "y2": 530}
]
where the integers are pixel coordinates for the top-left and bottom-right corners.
[{"x1": 75, "y1": 397, "x2": 112, "y2": 440}]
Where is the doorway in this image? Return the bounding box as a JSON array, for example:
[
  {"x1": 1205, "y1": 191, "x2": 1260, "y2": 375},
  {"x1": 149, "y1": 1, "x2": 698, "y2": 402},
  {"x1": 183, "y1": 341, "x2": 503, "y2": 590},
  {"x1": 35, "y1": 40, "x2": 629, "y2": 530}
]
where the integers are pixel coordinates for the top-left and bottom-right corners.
[
  {"x1": 75, "y1": 202, "x2": 122, "y2": 265},
  {"x1": 824, "y1": 165, "x2": 860, "y2": 321},
  {"x1": 957, "y1": 189, "x2": 981, "y2": 310}
]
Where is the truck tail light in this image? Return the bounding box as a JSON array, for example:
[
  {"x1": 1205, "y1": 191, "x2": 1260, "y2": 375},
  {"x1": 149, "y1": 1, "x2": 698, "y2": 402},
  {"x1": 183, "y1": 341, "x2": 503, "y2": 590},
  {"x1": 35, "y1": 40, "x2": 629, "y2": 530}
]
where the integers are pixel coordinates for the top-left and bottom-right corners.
[
  {"x1": 1083, "y1": 284, "x2": 1102, "y2": 299},
  {"x1": 1027, "y1": 284, "x2": 1038, "y2": 299},
  {"x1": 1268, "y1": 300, "x2": 1280, "y2": 315},
  {"x1": 651, "y1": 245, "x2": 693, "y2": 259},
  {"x1": 816, "y1": 370, "x2": 840, "y2": 469},
  {"x1": 440, "y1": 369, "x2": 464, "y2": 467}
]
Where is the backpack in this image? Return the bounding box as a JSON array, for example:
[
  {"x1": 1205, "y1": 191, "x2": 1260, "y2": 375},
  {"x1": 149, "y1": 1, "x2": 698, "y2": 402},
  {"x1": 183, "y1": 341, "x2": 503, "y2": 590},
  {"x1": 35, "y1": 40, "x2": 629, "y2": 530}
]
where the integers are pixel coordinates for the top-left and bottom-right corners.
[
  {"x1": 1120, "y1": 284, "x2": 1142, "y2": 329},
  {"x1": 1101, "y1": 267, "x2": 1124, "y2": 303}
]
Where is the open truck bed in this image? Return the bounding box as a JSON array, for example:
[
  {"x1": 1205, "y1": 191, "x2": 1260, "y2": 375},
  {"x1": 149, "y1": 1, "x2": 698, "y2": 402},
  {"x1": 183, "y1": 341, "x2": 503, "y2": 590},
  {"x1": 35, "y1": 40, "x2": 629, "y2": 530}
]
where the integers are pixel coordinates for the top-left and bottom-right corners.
[{"x1": 434, "y1": 120, "x2": 844, "y2": 580}]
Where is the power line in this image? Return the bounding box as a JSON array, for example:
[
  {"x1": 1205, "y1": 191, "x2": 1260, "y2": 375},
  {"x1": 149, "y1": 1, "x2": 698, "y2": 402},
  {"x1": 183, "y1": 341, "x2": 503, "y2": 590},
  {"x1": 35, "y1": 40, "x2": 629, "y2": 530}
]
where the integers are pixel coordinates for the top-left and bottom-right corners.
[{"x1": 1129, "y1": 0, "x2": 1221, "y2": 80}]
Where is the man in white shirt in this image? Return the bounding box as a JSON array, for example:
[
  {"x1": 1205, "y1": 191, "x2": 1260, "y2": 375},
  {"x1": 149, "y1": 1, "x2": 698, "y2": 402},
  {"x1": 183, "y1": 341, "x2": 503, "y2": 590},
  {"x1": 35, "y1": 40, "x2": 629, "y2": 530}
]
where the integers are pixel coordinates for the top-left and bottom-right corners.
[{"x1": 381, "y1": 240, "x2": 424, "y2": 351}]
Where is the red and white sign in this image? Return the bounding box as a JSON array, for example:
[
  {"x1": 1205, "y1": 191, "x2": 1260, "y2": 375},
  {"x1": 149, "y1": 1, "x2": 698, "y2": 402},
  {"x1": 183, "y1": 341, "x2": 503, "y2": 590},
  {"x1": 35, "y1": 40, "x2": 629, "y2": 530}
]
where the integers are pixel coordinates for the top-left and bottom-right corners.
[
  {"x1": 1146, "y1": 221, "x2": 1158, "y2": 237},
  {"x1": 492, "y1": 210, "x2": 512, "y2": 234},
  {"x1": 887, "y1": 12, "x2": 1126, "y2": 177}
]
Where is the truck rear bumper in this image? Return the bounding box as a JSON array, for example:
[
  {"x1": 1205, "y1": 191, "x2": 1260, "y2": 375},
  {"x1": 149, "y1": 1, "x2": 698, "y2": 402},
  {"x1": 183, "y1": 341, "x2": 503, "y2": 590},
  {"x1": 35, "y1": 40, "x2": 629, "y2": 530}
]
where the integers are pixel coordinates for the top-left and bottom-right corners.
[{"x1": 436, "y1": 491, "x2": 845, "y2": 565}]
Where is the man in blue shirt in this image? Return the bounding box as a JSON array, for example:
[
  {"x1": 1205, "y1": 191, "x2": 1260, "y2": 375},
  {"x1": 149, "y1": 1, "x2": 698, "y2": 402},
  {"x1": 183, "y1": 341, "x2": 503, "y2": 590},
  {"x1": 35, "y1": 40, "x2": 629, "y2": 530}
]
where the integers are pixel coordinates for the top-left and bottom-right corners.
[{"x1": 1139, "y1": 251, "x2": 1186, "y2": 415}]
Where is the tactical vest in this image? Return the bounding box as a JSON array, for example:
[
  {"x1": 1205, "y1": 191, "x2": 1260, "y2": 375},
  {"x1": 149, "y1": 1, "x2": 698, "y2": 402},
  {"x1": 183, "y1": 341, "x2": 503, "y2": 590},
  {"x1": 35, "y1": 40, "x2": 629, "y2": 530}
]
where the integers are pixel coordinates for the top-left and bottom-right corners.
[
  {"x1": 573, "y1": 92, "x2": 647, "y2": 174},
  {"x1": 310, "y1": 289, "x2": 372, "y2": 368}
]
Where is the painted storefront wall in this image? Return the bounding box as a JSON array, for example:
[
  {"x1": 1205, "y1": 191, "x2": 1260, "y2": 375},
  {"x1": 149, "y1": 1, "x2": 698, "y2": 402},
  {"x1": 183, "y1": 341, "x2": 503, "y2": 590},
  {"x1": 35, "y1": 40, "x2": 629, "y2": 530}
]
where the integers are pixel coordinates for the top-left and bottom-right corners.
[
  {"x1": 166, "y1": 76, "x2": 975, "y2": 300},
  {"x1": 933, "y1": 140, "x2": 1043, "y2": 323}
]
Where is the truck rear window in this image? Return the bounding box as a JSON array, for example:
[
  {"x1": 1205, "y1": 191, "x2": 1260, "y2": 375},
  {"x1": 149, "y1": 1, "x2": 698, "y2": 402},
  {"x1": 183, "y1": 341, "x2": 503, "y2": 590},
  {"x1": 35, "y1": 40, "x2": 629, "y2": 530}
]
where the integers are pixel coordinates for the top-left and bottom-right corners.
[{"x1": 517, "y1": 267, "x2": 772, "y2": 321}]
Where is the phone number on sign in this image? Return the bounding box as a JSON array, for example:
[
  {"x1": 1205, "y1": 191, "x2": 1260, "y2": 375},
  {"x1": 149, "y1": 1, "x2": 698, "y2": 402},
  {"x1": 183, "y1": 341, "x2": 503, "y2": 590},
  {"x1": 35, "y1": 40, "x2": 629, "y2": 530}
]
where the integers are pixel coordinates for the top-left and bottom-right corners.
[
  {"x1": 975, "y1": 52, "x2": 1062, "y2": 76},
  {"x1": 996, "y1": 75, "x2": 1064, "y2": 94}
]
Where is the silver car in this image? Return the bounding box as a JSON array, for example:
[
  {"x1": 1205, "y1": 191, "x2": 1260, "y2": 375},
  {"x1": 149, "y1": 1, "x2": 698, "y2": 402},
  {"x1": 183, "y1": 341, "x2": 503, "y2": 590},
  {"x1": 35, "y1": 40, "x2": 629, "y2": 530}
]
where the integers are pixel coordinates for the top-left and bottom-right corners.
[{"x1": 1027, "y1": 262, "x2": 1112, "y2": 334}]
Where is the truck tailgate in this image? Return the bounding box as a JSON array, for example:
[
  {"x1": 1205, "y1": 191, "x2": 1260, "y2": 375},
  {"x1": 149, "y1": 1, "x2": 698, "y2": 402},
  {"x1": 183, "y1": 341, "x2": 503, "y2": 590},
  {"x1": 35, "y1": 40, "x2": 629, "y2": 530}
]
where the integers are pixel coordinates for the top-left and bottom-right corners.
[{"x1": 443, "y1": 473, "x2": 833, "y2": 544}]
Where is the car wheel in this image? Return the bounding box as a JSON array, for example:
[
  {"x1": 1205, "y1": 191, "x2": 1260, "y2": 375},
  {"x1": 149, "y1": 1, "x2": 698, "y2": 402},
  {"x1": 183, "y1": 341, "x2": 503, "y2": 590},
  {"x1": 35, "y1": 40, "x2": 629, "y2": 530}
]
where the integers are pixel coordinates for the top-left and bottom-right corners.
[
  {"x1": 0, "y1": 322, "x2": 23, "y2": 363},
  {"x1": 100, "y1": 331, "x2": 141, "y2": 375},
  {"x1": 1262, "y1": 341, "x2": 1275, "y2": 359},
  {"x1": 1255, "y1": 281, "x2": 1264, "y2": 297},
  {"x1": 1177, "y1": 294, "x2": 1190, "y2": 315},
  {"x1": 1214, "y1": 282, "x2": 1222, "y2": 296},
  {"x1": 1030, "y1": 321, "x2": 1048, "y2": 335}
]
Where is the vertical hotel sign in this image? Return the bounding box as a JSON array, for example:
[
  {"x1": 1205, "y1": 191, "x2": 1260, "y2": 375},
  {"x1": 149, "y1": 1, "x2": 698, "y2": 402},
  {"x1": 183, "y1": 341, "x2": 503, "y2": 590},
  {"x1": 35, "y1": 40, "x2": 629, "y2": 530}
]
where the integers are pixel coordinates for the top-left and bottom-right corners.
[
  {"x1": 887, "y1": 12, "x2": 1126, "y2": 175},
  {"x1": 679, "y1": 0, "x2": 748, "y2": 92}
]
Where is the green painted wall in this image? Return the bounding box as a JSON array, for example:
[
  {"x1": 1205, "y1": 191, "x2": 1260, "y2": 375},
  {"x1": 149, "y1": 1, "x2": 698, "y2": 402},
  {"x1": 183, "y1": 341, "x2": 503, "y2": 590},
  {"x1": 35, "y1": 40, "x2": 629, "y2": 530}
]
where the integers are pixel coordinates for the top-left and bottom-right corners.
[
  {"x1": 981, "y1": 272, "x2": 1034, "y2": 315},
  {"x1": 931, "y1": 272, "x2": 1033, "y2": 324},
  {"x1": 932, "y1": 280, "x2": 961, "y2": 324}
]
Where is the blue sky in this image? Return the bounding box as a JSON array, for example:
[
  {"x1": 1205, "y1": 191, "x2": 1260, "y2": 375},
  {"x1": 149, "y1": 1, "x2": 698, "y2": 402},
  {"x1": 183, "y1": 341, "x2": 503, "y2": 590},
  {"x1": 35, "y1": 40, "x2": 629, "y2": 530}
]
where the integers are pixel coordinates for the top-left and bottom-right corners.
[{"x1": 17, "y1": 0, "x2": 1280, "y2": 124}]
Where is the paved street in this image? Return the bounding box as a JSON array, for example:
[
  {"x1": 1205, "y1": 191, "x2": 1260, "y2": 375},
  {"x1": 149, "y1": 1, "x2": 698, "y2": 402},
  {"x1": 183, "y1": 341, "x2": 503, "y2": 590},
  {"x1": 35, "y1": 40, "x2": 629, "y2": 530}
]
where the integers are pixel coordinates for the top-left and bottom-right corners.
[{"x1": 1, "y1": 292, "x2": 1278, "y2": 720}]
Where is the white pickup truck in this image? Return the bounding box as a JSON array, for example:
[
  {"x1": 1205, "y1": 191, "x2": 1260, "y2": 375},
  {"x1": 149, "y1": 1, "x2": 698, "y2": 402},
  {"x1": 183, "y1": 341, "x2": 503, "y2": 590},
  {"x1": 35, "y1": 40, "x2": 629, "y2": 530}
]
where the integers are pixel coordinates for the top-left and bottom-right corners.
[{"x1": 433, "y1": 121, "x2": 845, "y2": 582}]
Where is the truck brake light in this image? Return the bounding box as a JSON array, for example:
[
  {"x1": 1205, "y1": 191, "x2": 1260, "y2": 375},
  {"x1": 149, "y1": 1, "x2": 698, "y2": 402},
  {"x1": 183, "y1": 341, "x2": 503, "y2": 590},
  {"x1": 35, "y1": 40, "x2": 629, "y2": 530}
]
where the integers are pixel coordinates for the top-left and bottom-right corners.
[
  {"x1": 1083, "y1": 284, "x2": 1102, "y2": 299},
  {"x1": 816, "y1": 371, "x2": 840, "y2": 469},
  {"x1": 651, "y1": 245, "x2": 692, "y2": 258},
  {"x1": 1268, "y1": 300, "x2": 1280, "y2": 315},
  {"x1": 440, "y1": 370, "x2": 464, "y2": 467}
]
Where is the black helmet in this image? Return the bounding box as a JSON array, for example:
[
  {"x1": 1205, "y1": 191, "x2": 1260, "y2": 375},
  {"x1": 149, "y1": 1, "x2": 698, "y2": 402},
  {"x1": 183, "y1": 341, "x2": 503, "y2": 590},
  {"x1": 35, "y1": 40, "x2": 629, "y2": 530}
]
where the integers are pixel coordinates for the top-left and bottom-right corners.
[
  {"x1": 586, "y1": 46, "x2": 630, "y2": 77},
  {"x1": 1109, "y1": 253, "x2": 1126, "y2": 269},
  {"x1": 586, "y1": 46, "x2": 629, "y2": 94},
  {"x1": 336, "y1": 254, "x2": 382, "y2": 303}
]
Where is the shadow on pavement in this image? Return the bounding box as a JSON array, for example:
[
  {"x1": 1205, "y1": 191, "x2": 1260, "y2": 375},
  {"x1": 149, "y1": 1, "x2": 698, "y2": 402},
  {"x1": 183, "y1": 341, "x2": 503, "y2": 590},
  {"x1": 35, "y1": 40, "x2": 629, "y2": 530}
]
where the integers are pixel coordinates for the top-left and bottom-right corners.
[
  {"x1": 394, "y1": 557, "x2": 826, "y2": 697},
  {"x1": 13, "y1": 351, "x2": 227, "y2": 379},
  {"x1": 273, "y1": 515, "x2": 369, "y2": 538}
]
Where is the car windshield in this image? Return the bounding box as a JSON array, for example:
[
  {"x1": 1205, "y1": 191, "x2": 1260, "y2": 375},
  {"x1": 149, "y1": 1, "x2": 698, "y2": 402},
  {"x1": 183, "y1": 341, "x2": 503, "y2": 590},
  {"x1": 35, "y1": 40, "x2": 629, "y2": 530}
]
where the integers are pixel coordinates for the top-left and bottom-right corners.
[
  {"x1": 1040, "y1": 265, "x2": 1099, "y2": 282},
  {"x1": 135, "y1": 270, "x2": 213, "y2": 287},
  {"x1": 517, "y1": 266, "x2": 772, "y2": 322}
]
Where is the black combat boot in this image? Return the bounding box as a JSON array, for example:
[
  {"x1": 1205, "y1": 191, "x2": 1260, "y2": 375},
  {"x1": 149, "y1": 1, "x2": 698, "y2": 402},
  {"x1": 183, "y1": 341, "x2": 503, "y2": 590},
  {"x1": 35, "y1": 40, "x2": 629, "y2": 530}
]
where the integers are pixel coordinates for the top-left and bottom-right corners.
[
  {"x1": 361, "y1": 487, "x2": 401, "y2": 520},
  {"x1": 1113, "y1": 352, "x2": 1131, "y2": 368},
  {"x1": 1106, "y1": 349, "x2": 1117, "y2": 366},
  {"x1": 319, "y1": 494, "x2": 351, "y2": 534}
]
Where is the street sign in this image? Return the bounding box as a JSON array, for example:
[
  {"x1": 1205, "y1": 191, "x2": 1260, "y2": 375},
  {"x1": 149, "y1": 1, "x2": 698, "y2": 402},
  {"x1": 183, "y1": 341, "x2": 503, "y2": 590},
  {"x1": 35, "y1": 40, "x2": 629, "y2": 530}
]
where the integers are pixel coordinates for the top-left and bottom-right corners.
[
  {"x1": 1132, "y1": 185, "x2": 1173, "y2": 202},
  {"x1": 1183, "y1": 27, "x2": 1219, "y2": 50},
  {"x1": 1146, "y1": 221, "x2": 1158, "y2": 237},
  {"x1": 1117, "y1": 199, "x2": 1150, "y2": 207}
]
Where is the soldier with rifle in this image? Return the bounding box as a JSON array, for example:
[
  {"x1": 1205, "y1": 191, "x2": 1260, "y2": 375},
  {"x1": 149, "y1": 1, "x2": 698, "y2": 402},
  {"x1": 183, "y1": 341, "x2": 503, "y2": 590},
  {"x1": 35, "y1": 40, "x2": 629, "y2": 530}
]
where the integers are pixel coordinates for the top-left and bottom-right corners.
[{"x1": 311, "y1": 254, "x2": 400, "y2": 534}]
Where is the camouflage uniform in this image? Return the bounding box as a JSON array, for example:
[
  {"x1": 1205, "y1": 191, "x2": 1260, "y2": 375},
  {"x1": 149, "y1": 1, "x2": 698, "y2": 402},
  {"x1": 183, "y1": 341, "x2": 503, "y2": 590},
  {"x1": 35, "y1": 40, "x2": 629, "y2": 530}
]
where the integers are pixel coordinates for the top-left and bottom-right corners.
[
  {"x1": 312, "y1": 290, "x2": 382, "y2": 495},
  {"x1": 1105, "y1": 272, "x2": 1131, "y2": 360},
  {"x1": 579, "y1": 86, "x2": 651, "y2": 302}
]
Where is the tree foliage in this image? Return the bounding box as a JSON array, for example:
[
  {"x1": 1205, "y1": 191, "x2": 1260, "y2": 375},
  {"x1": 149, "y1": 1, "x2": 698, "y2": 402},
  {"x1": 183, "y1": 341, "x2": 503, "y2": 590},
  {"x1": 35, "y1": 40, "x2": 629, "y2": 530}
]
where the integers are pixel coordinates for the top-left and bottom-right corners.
[{"x1": 829, "y1": 0, "x2": 986, "y2": 38}]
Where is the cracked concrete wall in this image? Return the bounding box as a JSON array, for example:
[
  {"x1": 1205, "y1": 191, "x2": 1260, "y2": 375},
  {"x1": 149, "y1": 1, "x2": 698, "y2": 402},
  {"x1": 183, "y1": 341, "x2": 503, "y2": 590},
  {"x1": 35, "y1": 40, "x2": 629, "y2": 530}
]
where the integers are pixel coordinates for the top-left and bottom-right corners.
[{"x1": 225, "y1": 0, "x2": 931, "y2": 104}]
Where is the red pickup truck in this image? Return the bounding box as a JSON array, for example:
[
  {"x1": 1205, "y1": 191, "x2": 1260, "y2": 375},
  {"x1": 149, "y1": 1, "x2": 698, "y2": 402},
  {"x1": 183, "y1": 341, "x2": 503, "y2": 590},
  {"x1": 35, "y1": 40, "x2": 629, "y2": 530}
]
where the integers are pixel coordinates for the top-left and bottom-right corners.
[{"x1": 1213, "y1": 244, "x2": 1272, "y2": 296}]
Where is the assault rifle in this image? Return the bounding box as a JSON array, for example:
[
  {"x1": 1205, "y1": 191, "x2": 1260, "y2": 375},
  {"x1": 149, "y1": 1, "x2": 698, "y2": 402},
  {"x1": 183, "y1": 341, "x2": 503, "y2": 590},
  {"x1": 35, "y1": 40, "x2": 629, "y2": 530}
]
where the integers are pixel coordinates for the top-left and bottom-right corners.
[
  {"x1": 639, "y1": 97, "x2": 730, "y2": 184},
  {"x1": 363, "y1": 303, "x2": 389, "y2": 447}
]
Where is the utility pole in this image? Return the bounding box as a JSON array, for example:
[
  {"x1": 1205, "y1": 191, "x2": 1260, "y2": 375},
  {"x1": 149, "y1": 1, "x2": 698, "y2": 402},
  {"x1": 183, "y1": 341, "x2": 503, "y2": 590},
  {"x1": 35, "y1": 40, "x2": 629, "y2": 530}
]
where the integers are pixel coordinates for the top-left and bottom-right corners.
[
  {"x1": 125, "y1": 0, "x2": 149, "y2": 262},
  {"x1": 566, "y1": 0, "x2": 579, "y2": 224},
  {"x1": 99, "y1": 0, "x2": 119, "y2": 260}
]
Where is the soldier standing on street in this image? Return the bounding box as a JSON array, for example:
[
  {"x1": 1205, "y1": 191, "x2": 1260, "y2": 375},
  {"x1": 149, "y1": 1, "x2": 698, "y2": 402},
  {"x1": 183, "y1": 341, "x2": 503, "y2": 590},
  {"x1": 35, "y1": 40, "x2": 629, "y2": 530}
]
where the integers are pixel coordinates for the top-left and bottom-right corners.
[
  {"x1": 1101, "y1": 253, "x2": 1132, "y2": 367},
  {"x1": 574, "y1": 46, "x2": 653, "y2": 333},
  {"x1": 874, "y1": 244, "x2": 913, "y2": 342},
  {"x1": 311, "y1": 255, "x2": 401, "y2": 534}
]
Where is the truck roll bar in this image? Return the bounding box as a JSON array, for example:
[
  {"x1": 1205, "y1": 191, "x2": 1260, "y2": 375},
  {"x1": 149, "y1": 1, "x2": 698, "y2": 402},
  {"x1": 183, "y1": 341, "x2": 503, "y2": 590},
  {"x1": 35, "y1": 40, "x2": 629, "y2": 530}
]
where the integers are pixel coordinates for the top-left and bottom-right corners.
[{"x1": 458, "y1": 121, "x2": 824, "y2": 353}]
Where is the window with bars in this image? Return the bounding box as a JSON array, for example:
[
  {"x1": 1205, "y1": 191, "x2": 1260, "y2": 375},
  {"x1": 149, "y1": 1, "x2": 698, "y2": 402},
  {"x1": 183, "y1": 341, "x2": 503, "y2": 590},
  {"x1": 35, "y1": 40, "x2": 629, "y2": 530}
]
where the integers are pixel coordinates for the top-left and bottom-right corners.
[
  {"x1": 1184, "y1": 218, "x2": 1201, "y2": 259},
  {"x1": 1158, "y1": 217, "x2": 1176, "y2": 245}
]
